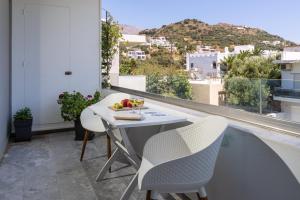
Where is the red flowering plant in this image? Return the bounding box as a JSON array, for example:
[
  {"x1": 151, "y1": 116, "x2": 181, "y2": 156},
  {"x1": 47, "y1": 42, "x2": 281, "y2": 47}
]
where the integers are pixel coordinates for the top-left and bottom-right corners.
[{"x1": 57, "y1": 91, "x2": 100, "y2": 121}]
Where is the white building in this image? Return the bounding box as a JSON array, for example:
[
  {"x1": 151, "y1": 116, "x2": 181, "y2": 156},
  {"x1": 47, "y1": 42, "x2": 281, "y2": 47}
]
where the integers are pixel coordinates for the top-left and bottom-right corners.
[
  {"x1": 149, "y1": 36, "x2": 171, "y2": 47},
  {"x1": 262, "y1": 50, "x2": 279, "y2": 58},
  {"x1": 186, "y1": 52, "x2": 225, "y2": 80},
  {"x1": 110, "y1": 34, "x2": 148, "y2": 86},
  {"x1": 127, "y1": 50, "x2": 146, "y2": 60},
  {"x1": 121, "y1": 34, "x2": 147, "y2": 44},
  {"x1": 196, "y1": 45, "x2": 217, "y2": 53},
  {"x1": 186, "y1": 45, "x2": 255, "y2": 79},
  {"x1": 110, "y1": 33, "x2": 148, "y2": 87},
  {"x1": 262, "y1": 40, "x2": 281, "y2": 46},
  {"x1": 233, "y1": 45, "x2": 255, "y2": 53},
  {"x1": 274, "y1": 47, "x2": 300, "y2": 122}
]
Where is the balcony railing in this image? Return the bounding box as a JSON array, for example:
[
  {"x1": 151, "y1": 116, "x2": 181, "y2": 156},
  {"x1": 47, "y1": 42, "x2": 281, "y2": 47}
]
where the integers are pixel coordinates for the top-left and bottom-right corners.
[{"x1": 274, "y1": 87, "x2": 300, "y2": 99}]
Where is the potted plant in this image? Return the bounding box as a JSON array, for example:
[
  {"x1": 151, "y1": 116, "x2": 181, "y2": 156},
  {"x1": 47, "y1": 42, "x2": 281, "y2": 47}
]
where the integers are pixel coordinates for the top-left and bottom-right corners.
[
  {"x1": 57, "y1": 91, "x2": 101, "y2": 140},
  {"x1": 14, "y1": 107, "x2": 33, "y2": 142}
]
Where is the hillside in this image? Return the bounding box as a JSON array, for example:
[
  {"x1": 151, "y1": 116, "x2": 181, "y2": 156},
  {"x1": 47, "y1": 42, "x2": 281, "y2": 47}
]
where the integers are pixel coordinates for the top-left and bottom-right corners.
[
  {"x1": 140, "y1": 19, "x2": 296, "y2": 51},
  {"x1": 120, "y1": 24, "x2": 142, "y2": 35}
]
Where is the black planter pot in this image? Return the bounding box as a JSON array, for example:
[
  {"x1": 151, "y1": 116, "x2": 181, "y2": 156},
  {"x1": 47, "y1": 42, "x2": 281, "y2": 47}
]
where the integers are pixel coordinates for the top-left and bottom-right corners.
[
  {"x1": 14, "y1": 119, "x2": 33, "y2": 142},
  {"x1": 74, "y1": 119, "x2": 95, "y2": 141}
]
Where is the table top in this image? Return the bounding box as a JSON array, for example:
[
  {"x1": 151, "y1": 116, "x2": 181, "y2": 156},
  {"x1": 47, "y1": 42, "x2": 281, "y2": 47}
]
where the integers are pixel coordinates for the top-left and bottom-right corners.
[{"x1": 89, "y1": 101, "x2": 187, "y2": 128}]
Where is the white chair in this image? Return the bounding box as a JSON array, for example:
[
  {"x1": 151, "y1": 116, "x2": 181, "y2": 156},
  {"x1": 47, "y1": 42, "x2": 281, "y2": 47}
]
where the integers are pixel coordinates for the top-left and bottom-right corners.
[
  {"x1": 80, "y1": 108, "x2": 107, "y2": 161},
  {"x1": 80, "y1": 93, "x2": 130, "y2": 162},
  {"x1": 138, "y1": 116, "x2": 228, "y2": 200}
]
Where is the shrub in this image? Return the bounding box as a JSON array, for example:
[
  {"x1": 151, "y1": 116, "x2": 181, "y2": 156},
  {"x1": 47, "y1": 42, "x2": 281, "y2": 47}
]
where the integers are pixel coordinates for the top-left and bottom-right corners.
[
  {"x1": 14, "y1": 107, "x2": 32, "y2": 121},
  {"x1": 57, "y1": 91, "x2": 101, "y2": 121}
]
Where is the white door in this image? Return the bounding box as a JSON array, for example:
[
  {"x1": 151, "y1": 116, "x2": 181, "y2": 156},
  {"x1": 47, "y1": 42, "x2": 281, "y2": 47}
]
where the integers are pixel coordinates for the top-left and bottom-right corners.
[
  {"x1": 24, "y1": 4, "x2": 70, "y2": 125},
  {"x1": 12, "y1": 0, "x2": 100, "y2": 130}
]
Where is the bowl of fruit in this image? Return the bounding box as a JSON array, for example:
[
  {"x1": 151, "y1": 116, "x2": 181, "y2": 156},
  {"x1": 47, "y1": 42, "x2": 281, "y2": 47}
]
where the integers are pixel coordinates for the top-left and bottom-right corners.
[{"x1": 110, "y1": 98, "x2": 145, "y2": 111}]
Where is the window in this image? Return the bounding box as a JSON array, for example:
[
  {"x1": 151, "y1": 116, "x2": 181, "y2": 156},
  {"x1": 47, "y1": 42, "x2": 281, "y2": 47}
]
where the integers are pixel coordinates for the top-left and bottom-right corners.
[
  {"x1": 190, "y1": 63, "x2": 194, "y2": 69},
  {"x1": 212, "y1": 61, "x2": 217, "y2": 69}
]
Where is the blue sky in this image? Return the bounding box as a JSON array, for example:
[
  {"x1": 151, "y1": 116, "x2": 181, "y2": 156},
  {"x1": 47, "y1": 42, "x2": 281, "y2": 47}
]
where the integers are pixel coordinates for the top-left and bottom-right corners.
[{"x1": 103, "y1": 0, "x2": 300, "y2": 44}]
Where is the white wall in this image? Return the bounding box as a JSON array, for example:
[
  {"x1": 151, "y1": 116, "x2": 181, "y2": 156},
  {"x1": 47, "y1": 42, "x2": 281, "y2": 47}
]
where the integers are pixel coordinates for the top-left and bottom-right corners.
[
  {"x1": 0, "y1": 0, "x2": 10, "y2": 158},
  {"x1": 186, "y1": 53, "x2": 222, "y2": 77},
  {"x1": 118, "y1": 76, "x2": 146, "y2": 92},
  {"x1": 282, "y1": 52, "x2": 300, "y2": 60},
  {"x1": 12, "y1": 0, "x2": 100, "y2": 130}
]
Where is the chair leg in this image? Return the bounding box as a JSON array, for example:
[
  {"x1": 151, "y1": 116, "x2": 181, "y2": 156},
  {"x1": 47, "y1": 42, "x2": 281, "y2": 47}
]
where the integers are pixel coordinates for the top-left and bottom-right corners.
[
  {"x1": 196, "y1": 193, "x2": 208, "y2": 200},
  {"x1": 106, "y1": 134, "x2": 112, "y2": 172},
  {"x1": 80, "y1": 130, "x2": 89, "y2": 161},
  {"x1": 146, "y1": 190, "x2": 151, "y2": 200}
]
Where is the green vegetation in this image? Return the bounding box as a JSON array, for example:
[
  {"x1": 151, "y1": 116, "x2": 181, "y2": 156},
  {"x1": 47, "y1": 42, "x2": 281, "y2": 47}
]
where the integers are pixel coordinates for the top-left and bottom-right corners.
[
  {"x1": 140, "y1": 19, "x2": 295, "y2": 51},
  {"x1": 147, "y1": 72, "x2": 192, "y2": 99},
  {"x1": 57, "y1": 91, "x2": 101, "y2": 121},
  {"x1": 14, "y1": 107, "x2": 32, "y2": 121},
  {"x1": 223, "y1": 51, "x2": 281, "y2": 112},
  {"x1": 119, "y1": 41, "x2": 192, "y2": 99},
  {"x1": 102, "y1": 13, "x2": 122, "y2": 88},
  {"x1": 120, "y1": 57, "x2": 137, "y2": 75}
]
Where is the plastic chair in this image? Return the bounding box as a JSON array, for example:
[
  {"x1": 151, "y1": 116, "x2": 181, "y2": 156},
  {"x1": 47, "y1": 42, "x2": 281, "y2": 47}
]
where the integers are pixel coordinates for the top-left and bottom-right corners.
[
  {"x1": 80, "y1": 108, "x2": 106, "y2": 161},
  {"x1": 80, "y1": 93, "x2": 130, "y2": 162},
  {"x1": 138, "y1": 116, "x2": 228, "y2": 200}
]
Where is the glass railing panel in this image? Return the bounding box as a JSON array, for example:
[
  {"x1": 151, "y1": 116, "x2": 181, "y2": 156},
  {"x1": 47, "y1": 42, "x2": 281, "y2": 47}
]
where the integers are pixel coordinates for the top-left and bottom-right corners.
[{"x1": 112, "y1": 75, "x2": 300, "y2": 124}]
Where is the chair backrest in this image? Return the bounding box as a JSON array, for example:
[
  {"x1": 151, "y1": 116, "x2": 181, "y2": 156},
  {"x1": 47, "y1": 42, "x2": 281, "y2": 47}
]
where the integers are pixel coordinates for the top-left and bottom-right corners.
[
  {"x1": 178, "y1": 116, "x2": 228, "y2": 184},
  {"x1": 139, "y1": 116, "x2": 228, "y2": 190},
  {"x1": 179, "y1": 116, "x2": 228, "y2": 153}
]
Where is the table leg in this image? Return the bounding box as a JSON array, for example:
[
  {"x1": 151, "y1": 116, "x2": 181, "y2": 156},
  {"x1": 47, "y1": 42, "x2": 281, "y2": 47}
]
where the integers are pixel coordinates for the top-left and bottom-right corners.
[
  {"x1": 120, "y1": 172, "x2": 138, "y2": 200},
  {"x1": 106, "y1": 134, "x2": 112, "y2": 173},
  {"x1": 119, "y1": 128, "x2": 140, "y2": 165},
  {"x1": 96, "y1": 147, "x2": 121, "y2": 182}
]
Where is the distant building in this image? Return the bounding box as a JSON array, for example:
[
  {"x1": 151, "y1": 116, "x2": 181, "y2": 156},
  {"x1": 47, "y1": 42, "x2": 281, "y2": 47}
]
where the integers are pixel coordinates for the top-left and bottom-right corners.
[
  {"x1": 186, "y1": 45, "x2": 255, "y2": 79},
  {"x1": 186, "y1": 51, "x2": 225, "y2": 79},
  {"x1": 262, "y1": 50, "x2": 279, "y2": 58},
  {"x1": 272, "y1": 40, "x2": 281, "y2": 46},
  {"x1": 127, "y1": 50, "x2": 146, "y2": 60},
  {"x1": 149, "y1": 36, "x2": 171, "y2": 47},
  {"x1": 121, "y1": 34, "x2": 147, "y2": 44},
  {"x1": 196, "y1": 45, "x2": 217, "y2": 53},
  {"x1": 262, "y1": 40, "x2": 281, "y2": 46},
  {"x1": 110, "y1": 34, "x2": 148, "y2": 86},
  {"x1": 189, "y1": 79, "x2": 224, "y2": 106},
  {"x1": 233, "y1": 45, "x2": 255, "y2": 53},
  {"x1": 273, "y1": 47, "x2": 300, "y2": 122}
]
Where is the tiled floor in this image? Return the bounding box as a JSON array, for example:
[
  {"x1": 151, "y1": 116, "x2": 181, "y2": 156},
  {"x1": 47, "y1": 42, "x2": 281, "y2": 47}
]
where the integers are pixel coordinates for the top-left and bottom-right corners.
[{"x1": 0, "y1": 132, "x2": 194, "y2": 200}]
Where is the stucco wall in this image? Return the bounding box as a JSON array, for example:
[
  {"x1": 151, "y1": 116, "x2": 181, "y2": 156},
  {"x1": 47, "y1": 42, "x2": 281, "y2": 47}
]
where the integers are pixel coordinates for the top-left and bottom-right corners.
[
  {"x1": 190, "y1": 81, "x2": 223, "y2": 106},
  {"x1": 118, "y1": 75, "x2": 146, "y2": 92},
  {"x1": 0, "y1": 0, "x2": 10, "y2": 159}
]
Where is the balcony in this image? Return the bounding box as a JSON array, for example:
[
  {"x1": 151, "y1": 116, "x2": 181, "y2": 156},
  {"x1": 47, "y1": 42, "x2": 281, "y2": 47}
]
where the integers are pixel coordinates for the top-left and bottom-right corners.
[
  {"x1": 1, "y1": 89, "x2": 300, "y2": 200},
  {"x1": 274, "y1": 87, "x2": 300, "y2": 100},
  {"x1": 1, "y1": 0, "x2": 300, "y2": 200}
]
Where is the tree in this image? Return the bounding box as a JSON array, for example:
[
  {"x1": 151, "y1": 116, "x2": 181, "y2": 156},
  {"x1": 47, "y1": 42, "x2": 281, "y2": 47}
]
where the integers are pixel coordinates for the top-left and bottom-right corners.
[
  {"x1": 252, "y1": 47, "x2": 263, "y2": 56},
  {"x1": 101, "y1": 12, "x2": 122, "y2": 88},
  {"x1": 146, "y1": 71, "x2": 192, "y2": 100},
  {"x1": 221, "y1": 55, "x2": 235, "y2": 73},
  {"x1": 224, "y1": 77, "x2": 270, "y2": 112},
  {"x1": 119, "y1": 58, "x2": 137, "y2": 75},
  {"x1": 224, "y1": 54, "x2": 280, "y2": 112}
]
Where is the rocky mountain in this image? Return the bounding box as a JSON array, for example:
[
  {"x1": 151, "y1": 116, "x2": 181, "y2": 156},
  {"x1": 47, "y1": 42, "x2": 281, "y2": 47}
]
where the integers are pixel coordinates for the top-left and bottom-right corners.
[
  {"x1": 140, "y1": 19, "x2": 296, "y2": 51},
  {"x1": 120, "y1": 24, "x2": 142, "y2": 35}
]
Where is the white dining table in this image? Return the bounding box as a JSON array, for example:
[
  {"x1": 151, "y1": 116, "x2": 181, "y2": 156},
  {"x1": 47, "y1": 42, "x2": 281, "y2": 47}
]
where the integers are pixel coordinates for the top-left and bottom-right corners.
[{"x1": 89, "y1": 100, "x2": 187, "y2": 200}]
